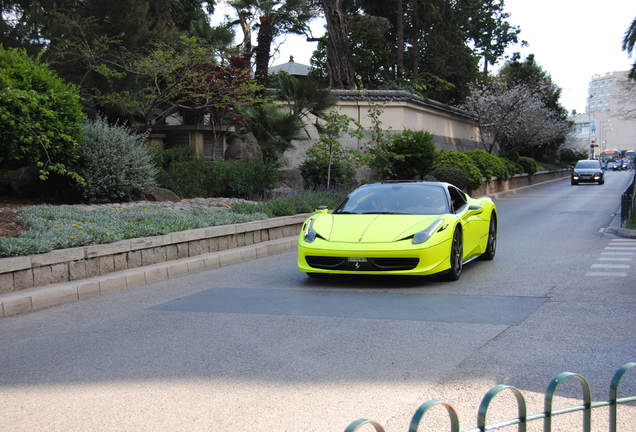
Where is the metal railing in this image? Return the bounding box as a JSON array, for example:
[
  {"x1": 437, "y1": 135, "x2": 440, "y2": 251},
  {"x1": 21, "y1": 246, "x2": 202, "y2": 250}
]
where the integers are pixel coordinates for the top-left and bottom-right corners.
[
  {"x1": 621, "y1": 172, "x2": 636, "y2": 229},
  {"x1": 344, "y1": 362, "x2": 636, "y2": 432}
]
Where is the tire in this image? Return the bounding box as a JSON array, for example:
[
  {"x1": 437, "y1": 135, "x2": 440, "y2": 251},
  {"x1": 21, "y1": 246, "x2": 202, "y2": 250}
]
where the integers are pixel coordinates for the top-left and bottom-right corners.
[
  {"x1": 480, "y1": 214, "x2": 497, "y2": 260},
  {"x1": 444, "y1": 227, "x2": 463, "y2": 281},
  {"x1": 571, "y1": 180, "x2": 578, "y2": 185}
]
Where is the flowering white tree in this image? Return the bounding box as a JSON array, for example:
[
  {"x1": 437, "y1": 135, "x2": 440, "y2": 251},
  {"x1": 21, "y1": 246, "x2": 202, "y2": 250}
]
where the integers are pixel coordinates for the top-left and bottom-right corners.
[
  {"x1": 615, "y1": 77, "x2": 636, "y2": 120},
  {"x1": 461, "y1": 78, "x2": 571, "y2": 154}
]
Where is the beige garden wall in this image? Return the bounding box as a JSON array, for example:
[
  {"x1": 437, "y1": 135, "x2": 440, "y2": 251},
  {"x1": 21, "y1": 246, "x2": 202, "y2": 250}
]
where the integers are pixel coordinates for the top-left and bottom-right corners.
[{"x1": 284, "y1": 90, "x2": 484, "y2": 173}]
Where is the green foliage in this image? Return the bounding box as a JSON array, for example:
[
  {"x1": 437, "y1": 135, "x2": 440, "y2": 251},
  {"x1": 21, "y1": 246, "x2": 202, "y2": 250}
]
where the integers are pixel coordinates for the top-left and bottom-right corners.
[
  {"x1": 367, "y1": 129, "x2": 437, "y2": 180},
  {"x1": 517, "y1": 156, "x2": 539, "y2": 174},
  {"x1": 237, "y1": 104, "x2": 306, "y2": 166},
  {"x1": 152, "y1": 146, "x2": 210, "y2": 198},
  {"x1": 499, "y1": 156, "x2": 524, "y2": 175},
  {"x1": 208, "y1": 158, "x2": 281, "y2": 199},
  {"x1": 74, "y1": 118, "x2": 157, "y2": 203},
  {"x1": 0, "y1": 46, "x2": 85, "y2": 184},
  {"x1": 97, "y1": 37, "x2": 264, "y2": 130},
  {"x1": 430, "y1": 166, "x2": 470, "y2": 191},
  {"x1": 464, "y1": 149, "x2": 510, "y2": 181},
  {"x1": 559, "y1": 148, "x2": 588, "y2": 166},
  {"x1": 299, "y1": 158, "x2": 358, "y2": 189},
  {"x1": 499, "y1": 149, "x2": 520, "y2": 162},
  {"x1": 300, "y1": 110, "x2": 365, "y2": 189},
  {"x1": 431, "y1": 149, "x2": 483, "y2": 190},
  {"x1": 152, "y1": 147, "x2": 281, "y2": 200},
  {"x1": 231, "y1": 187, "x2": 351, "y2": 217}
]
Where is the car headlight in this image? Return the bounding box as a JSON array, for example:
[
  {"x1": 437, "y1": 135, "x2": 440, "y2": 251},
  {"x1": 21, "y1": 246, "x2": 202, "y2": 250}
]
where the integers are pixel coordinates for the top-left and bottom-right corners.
[
  {"x1": 304, "y1": 219, "x2": 318, "y2": 243},
  {"x1": 412, "y1": 219, "x2": 445, "y2": 245}
]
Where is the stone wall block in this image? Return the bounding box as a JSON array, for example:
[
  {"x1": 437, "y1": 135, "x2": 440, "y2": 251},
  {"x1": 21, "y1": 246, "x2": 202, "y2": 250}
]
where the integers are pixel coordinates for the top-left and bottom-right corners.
[
  {"x1": 269, "y1": 227, "x2": 283, "y2": 240},
  {"x1": 188, "y1": 239, "x2": 209, "y2": 256},
  {"x1": 13, "y1": 269, "x2": 33, "y2": 291},
  {"x1": 69, "y1": 261, "x2": 87, "y2": 281},
  {"x1": 51, "y1": 263, "x2": 69, "y2": 284},
  {"x1": 32, "y1": 266, "x2": 53, "y2": 287},
  {"x1": 127, "y1": 250, "x2": 142, "y2": 269},
  {"x1": 217, "y1": 236, "x2": 229, "y2": 251},
  {"x1": 85, "y1": 258, "x2": 100, "y2": 278},
  {"x1": 98, "y1": 256, "x2": 115, "y2": 275},
  {"x1": 177, "y1": 243, "x2": 189, "y2": 258},
  {"x1": 0, "y1": 273, "x2": 14, "y2": 294},
  {"x1": 113, "y1": 254, "x2": 128, "y2": 272}
]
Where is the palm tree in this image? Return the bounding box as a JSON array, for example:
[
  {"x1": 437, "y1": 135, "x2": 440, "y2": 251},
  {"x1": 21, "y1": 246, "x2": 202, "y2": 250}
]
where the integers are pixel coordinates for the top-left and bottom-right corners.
[{"x1": 623, "y1": 17, "x2": 636, "y2": 79}]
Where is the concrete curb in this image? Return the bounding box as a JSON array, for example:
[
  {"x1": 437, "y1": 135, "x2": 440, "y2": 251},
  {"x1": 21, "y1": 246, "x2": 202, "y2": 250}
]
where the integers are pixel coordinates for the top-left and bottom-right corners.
[{"x1": 0, "y1": 236, "x2": 297, "y2": 318}]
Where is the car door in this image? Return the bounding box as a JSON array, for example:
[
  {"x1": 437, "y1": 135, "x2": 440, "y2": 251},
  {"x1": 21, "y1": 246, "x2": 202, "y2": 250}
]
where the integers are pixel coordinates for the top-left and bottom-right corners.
[{"x1": 449, "y1": 186, "x2": 486, "y2": 260}]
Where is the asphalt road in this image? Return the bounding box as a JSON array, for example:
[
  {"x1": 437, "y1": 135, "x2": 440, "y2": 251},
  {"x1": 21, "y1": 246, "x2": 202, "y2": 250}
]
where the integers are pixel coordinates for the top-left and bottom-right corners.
[{"x1": 1, "y1": 171, "x2": 636, "y2": 432}]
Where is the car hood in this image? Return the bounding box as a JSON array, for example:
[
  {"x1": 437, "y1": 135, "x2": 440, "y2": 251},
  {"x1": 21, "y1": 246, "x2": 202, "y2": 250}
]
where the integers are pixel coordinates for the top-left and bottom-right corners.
[
  {"x1": 312, "y1": 213, "x2": 443, "y2": 243},
  {"x1": 574, "y1": 167, "x2": 601, "y2": 174}
]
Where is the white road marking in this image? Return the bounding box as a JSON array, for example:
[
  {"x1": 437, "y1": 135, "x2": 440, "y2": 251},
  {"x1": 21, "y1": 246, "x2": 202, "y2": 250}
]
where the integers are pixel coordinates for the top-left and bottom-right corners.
[
  {"x1": 585, "y1": 272, "x2": 628, "y2": 277},
  {"x1": 590, "y1": 264, "x2": 630, "y2": 269}
]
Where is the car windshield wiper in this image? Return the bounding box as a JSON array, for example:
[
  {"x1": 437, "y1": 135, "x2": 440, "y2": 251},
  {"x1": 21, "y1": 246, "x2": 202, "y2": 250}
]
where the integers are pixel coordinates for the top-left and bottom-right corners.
[{"x1": 360, "y1": 211, "x2": 398, "y2": 214}]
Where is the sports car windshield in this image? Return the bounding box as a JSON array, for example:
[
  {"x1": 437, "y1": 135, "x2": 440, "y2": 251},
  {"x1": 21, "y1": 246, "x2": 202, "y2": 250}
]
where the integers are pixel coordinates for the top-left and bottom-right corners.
[{"x1": 334, "y1": 184, "x2": 450, "y2": 215}]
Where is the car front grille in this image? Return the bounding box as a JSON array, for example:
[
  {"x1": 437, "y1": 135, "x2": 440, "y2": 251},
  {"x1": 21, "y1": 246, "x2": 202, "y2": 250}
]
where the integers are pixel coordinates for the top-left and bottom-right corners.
[{"x1": 305, "y1": 256, "x2": 419, "y2": 271}]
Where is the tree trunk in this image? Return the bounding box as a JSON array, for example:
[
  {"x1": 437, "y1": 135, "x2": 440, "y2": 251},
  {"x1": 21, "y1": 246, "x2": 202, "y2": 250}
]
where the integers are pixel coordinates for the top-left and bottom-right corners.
[
  {"x1": 254, "y1": 13, "x2": 275, "y2": 88},
  {"x1": 321, "y1": 0, "x2": 356, "y2": 89},
  {"x1": 396, "y1": 0, "x2": 404, "y2": 79},
  {"x1": 410, "y1": 0, "x2": 419, "y2": 78},
  {"x1": 155, "y1": 1, "x2": 176, "y2": 29}
]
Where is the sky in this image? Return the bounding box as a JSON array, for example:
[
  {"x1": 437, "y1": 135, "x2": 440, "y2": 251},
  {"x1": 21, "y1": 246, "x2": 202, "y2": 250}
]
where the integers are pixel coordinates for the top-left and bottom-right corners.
[{"x1": 215, "y1": 0, "x2": 636, "y2": 115}]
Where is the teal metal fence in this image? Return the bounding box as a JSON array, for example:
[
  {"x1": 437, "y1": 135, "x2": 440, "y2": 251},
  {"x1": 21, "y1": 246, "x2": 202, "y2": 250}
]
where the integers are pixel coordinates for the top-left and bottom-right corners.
[
  {"x1": 621, "y1": 173, "x2": 636, "y2": 228},
  {"x1": 344, "y1": 362, "x2": 636, "y2": 432}
]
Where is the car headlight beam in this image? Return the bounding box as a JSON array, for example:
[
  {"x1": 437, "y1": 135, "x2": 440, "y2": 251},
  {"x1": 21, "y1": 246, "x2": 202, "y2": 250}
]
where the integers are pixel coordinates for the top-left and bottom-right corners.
[{"x1": 412, "y1": 219, "x2": 445, "y2": 245}]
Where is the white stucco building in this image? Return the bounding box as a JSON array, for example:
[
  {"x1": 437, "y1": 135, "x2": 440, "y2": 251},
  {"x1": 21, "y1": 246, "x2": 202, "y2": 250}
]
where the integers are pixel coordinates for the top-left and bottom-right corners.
[{"x1": 569, "y1": 71, "x2": 636, "y2": 157}]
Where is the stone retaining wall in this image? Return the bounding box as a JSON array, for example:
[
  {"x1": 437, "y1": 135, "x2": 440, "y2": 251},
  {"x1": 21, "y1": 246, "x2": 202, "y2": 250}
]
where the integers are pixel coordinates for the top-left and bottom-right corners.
[
  {"x1": 0, "y1": 214, "x2": 309, "y2": 295},
  {"x1": 470, "y1": 169, "x2": 571, "y2": 197}
]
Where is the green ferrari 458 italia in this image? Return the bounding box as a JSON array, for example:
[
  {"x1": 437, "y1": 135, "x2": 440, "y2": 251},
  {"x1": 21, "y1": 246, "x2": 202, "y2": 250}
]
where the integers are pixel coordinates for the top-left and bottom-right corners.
[{"x1": 297, "y1": 181, "x2": 497, "y2": 281}]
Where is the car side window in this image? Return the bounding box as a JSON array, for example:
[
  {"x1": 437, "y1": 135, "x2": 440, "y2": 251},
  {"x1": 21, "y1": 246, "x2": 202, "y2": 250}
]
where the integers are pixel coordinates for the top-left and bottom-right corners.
[{"x1": 448, "y1": 186, "x2": 467, "y2": 212}]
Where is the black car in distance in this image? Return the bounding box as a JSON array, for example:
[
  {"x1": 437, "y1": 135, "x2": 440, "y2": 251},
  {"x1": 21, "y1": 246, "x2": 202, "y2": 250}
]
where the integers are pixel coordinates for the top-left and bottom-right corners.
[{"x1": 571, "y1": 159, "x2": 604, "y2": 185}]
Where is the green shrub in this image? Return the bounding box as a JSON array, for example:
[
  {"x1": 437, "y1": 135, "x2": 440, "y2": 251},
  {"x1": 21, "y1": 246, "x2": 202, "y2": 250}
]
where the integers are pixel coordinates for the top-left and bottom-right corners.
[
  {"x1": 517, "y1": 156, "x2": 539, "y2": 174},
  {"x1": 152, "y1": 147, "x2": 209, "y2": 198},
  {"x1": 209, "y1": 158, "x2": 280, "y2": 199},
  {"x1": 464, "y1": 149, "x2": 510, "y2": 181},
  {"x1": 499, "y1": 150, "x2": 520, "y2": 162},
  {"x1": 74, "y1": 118, "x2": 157, "y2": 203},
  {"x1": 558, "y1": 148, "x2": 584, "y2": 166},
  {"x1": 368, "y1": 129, "x2": 437, "y2": 180},
  {"x1": 0, "y1": 46, "x2": 84, "y2": 183},
  {"x1": 499, "y1": 157, "x2": 524, "y2": 175},
  {"x1": 231, "y1": 187, "x2": 351, "y2": 217},
  {"x1": 430, "y1": 166, "x2": 470, "y2": 190},
  {"x1": 152, "y1": 149, "x2": 280, "y2": 200},
  {"x1": 431, "y1": 149, "x2": 483, "y2": 190},
  {"x1": 299, "y1": 157, "x2": 357, "y2": 189}
]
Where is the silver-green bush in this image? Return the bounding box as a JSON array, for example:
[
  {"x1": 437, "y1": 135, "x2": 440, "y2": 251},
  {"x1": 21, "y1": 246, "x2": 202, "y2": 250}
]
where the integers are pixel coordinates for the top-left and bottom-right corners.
[{"x1": 76, "y1": 118, "x2": 157, "y2": 203}]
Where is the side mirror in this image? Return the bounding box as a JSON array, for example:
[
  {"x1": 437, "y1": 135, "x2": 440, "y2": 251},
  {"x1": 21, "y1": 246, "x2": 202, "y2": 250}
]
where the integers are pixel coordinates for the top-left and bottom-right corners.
[
  {"x1": 315, "y1": 206, "x2": 329, "y2": 214},
  {"x1": 465, "y1": 205, "x2": 484, "y2": 218}
]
